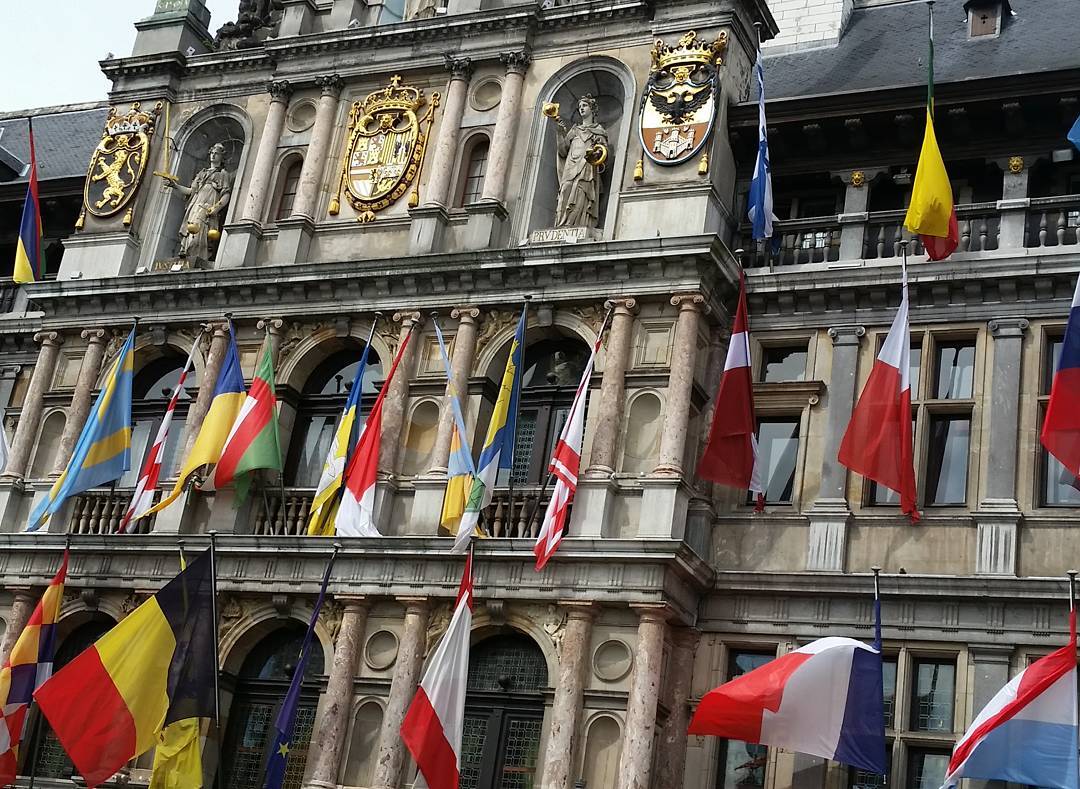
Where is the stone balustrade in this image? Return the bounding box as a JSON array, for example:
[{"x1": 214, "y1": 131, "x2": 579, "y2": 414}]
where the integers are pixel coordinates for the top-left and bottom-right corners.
[{"x1": 69, "y1": 489, "x2": 155, "y2": 535}]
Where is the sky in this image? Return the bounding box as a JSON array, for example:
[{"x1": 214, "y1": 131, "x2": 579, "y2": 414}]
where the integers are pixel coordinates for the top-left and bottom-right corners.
[{"x1": 0, "y1": 0, "x2": 236, "y2": 114}]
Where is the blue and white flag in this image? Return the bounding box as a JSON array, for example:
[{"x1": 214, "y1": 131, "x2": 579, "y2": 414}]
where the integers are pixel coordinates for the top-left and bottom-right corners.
[{"x1": 747, "y1": 47, "x2": 774, "y2": 241}]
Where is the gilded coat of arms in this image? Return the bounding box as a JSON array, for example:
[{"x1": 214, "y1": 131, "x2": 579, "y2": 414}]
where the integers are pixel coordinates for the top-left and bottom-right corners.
[
  {"x1": 638, "y1": 31, "x2": 727, "y2": 167},
  {"x1": 330, "y1": 75, "x2": 440, "y2": 223},
  {"x1": 80, "y1": 102, "x2": 161, "y2": 227}
]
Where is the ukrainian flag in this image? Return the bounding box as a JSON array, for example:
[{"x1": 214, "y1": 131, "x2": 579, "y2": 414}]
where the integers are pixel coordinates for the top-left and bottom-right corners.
[
  {"x1": 456, "y1": 304, "x2": 527, "y2": 552},
  {"x1": 27, "y1": 327, "x2": 136, "y2": 531},
  {"x1": 13, "y1": 118, "x2": 43, "y2": 285}
]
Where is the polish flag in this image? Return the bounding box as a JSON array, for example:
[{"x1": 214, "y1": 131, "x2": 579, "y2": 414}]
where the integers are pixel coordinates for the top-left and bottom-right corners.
[
  {"x1": 838, "y1": 268, "x2": 919, "y2": 520},
  {"x1": 1041, "y1": 272, "x2": 1080, "y2": 479},
  {"x1": 120, "y1": 336, "x2": 199, "y2": 531},
  {"x1": 698, "y1": 271, "x2": 764, "y2": 506},
  {"x1": 335, "y1": 330, "x2": 412, "y2": 537},
  {"x1": 401, "y1": 551, "x2": 475, "y2": 789},
  {"x1": 534, "y1": 331, "x2": 602, "y2": 571}
]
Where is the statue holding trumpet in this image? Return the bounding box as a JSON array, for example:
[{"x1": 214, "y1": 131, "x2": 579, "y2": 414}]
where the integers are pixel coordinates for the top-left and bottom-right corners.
[
  {"x1": 544, "y1": 94, "x2": 609, "y2": 229},
  {"x1": 156, "y1": 142, "x2": 233, "y2": 264}
]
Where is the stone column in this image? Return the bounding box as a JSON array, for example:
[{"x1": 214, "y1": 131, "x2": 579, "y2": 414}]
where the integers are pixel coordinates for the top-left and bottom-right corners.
[
  {"x1": 304, "y1": 597, "x2": 371, "y2": 789},
  {"x1": 975, "y1": 318, "x2": 1029, "y2": 575},
  {"x1": 424, "y1": 57, "x2": 473, "y2": 209},
  {"x1": 178, "y1": 322, "x2": 229, "y2": 463},
  {"x1": 480, "y1": 52, "x2": 530, "y2": 205},
  {"x1": 50, "y1": 328, "x2": 109, "y2": 476},
  {"x1": 655, "y1": 294, "x2": 706, "y2": 475},
  {"x1": 655, "y1": 628, "x2": 699, "y2": 789},
  {"x1": 379, "y1": 311, "x2": 422, "y2": 475},
  {"x1": 586, "y1": 298, "x2": 638, "y2": 476},
  {"x1": 3, "y1": 332, "x2": 63, "y2": 481},
  {"x1": 429, "y1": 307, "x2": 480, "y2": 474},
  {"x1": 291, "y1": 75, "x2": 343, "y2": 221},
  {"x1": 616, "y1": 606, "x2": 670, "y2": 789},
  {"x1": 0, "y1": 588, "x2": 36, "y2": 666},
  {"x1": 241, "y1": 81, "x2": 293, "y2": 222},
  {"x1": 540, "y1": 603, "x2": 597, "y2": 789},
  {"x1": 836, "y1": 169, "x2": 884, "y2": 261},
  {"x1": 373, "y1": 598, "x2": 430, "y2": 789},
  {"x1": 807, "y1": 325, "x2": 865, "y2": 572},
  {"x1": 996, "y1": 155, "x2": 1030, "y2": 249}
]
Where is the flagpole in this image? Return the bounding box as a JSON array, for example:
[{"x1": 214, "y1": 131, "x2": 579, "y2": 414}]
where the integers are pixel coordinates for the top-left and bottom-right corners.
[
  {"x1": 208, "y1": 529, "x2": 224, "y2": 789},
  {"x1": 504, "y1": 295, "x2": 530, "y2": 532}
]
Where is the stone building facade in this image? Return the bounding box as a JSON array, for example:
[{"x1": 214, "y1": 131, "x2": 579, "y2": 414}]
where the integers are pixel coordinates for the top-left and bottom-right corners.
[{"x1": 0, "y1": 0, "x2": 1078, "y2": 787}]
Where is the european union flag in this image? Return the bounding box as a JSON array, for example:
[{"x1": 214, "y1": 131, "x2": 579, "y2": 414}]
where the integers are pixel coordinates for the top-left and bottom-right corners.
[
  {"x1": 27, "y1": 327, "x2": 136, "y2": 531},
  {"x1": 262, "y1": 546, "x2": 338, "y2": 789}
]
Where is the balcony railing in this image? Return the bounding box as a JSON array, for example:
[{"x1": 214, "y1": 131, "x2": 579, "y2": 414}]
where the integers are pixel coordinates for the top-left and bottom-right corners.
[
  {"x1": 251, "y1": 489, "x2": 315, "y2": 536},
  {"x1": 1026, "y1": 195, "x2": 1080, "y2": 248},
  {"x1": 737, "y1": 216, "x2": 841, "y2": 267},
  {"x1": 69, "y1": 489, "x2": 153, "y2": 535},
  {"x1": 481, "y1": 486, "x2": 553, "y2": 539}
]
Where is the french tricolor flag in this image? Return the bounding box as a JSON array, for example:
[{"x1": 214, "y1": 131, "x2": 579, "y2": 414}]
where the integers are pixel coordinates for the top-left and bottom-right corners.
[
  {"x1": 1042, "y1": 273, "x2": 1080, "y2": 480},
  {"x1": 942, "y1": 611, "x2": 1078, "y2": 789},
  {"x1": 688, "y1": 636, "x2": 887, "y2": 774}
]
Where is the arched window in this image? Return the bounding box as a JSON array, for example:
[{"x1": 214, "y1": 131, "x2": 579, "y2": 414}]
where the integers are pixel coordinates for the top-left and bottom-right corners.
[
  {"x1": 461, "y1": 634, "x2": 548, "y2": 788},
  {"x1": 221, "y1": 625, "x2": 325, "y2": 789},
  {"x1": 456, "y1": 137, "x2": 490, "y2": 207},
  {"x1": 273, "y1": 156, "x2": 304, "y2": 221},
  {"x1": 285, "y1": 345, "x2": 383, "y2": 487},
  {"x1": 30, "y1": 616, "x2": 114, "y2": 778}
]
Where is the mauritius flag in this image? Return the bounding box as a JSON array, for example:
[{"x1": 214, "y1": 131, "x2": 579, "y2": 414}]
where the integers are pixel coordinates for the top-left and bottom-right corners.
[
  {"x1": 13, "y1": 118, "x2": 43, "y2": 284},
  {"x1": 34, "y1": 550, "x2": 216, "y2": 789},
  {"x1": 212, "y1": 341, "x2": 282, "y2": 499}
]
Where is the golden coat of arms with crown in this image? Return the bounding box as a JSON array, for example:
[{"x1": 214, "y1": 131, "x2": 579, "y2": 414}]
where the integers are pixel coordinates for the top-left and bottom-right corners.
[
  {"x1": 330, "y1": 75, "x2": 440, "y2": 222},
  {"x1": 638, "y1": 30, "x2": 727, "y2": 168},
  {"x1": 79, "y1": 101, "x2": 162, "y2": 228}
]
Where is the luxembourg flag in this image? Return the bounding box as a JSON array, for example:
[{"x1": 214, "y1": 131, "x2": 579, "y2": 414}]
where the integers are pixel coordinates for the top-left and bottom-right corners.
[
  {"x1": 1041, "y1": 272, "x2": 1080, "y2": 479},
  {"x1": 401, "y1": 550, "x2": 474, "y2": 789},
  {"x1": 335, "y1": 330, "x2": 412, "y2": 537},
  {"x1": 838, "y1": 265, "x2": 919, "y2": 520},
  {"x1": 688, "y1": 635, "x2": 886, "y2": 774},
  {"x1": 942, "y1": 611, "x2": 1078, "y2": 789}
]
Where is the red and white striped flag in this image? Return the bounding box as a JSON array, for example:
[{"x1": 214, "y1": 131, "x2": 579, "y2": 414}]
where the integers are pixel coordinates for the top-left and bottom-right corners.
[
  {"x1": 401, "y1": 550, "x2": 474, "y2": 789},
  {"x1": 838, "y1": 265, "x2": 919, "y2": 520},
  {"x1": 698, "y1": 271, "x2": 764, "y2": 507},
  {"x1": 335, "y1": 330, "x2": 413, "y2": 537},
  {"x1": 119, "y1": 335, "x2": 200, "y2": 532},
  {"x1": 534, "y1": 331, "x2": 602, "y2": 571}
]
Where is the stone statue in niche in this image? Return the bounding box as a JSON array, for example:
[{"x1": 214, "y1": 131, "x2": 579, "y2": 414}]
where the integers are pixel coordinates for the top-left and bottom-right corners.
[
  {"x1": 545, "y1": 95, "x2": 609, "y2": 229},
  {"x1": 161, "y1": 142, "x2": 234, "y2": 265}
]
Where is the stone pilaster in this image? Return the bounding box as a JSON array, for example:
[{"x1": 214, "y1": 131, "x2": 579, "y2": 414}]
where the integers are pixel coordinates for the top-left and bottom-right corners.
[
  {"x1": 996, "y1": 156, "x2": 1030, "y2": 249},
  {"x1": 615, "y1": 605, "x2": 670, "y2": 789},
  {"x1": 807, "y1": 325, "x2": 865, "y2": 572},
  {"x1": 655, "y1": 294, "x2": 706, "y2": 475},
  {"x1": 480, "y1": 51, "x2": 529, "y2": 206},
  {"x1": 372, "y1": 598, "x2": 430, "y2": 789},
  {"x1": 304, "y1": 596, "x2": 371, "y2": 789},
  {"x1": 975, "y1": 318, "x2": 1029, "y2": 575},
  {"x1": 655, "y1": 627, "x2": 699, "y2": 789},
  {"x1": 835, "y1": 168, "x2": 884, "y2": 260},
  {"x1": 379, "y1": 311, "x2": 422, "y2": 476},
  {"x1": 51, "y1": 328, "x2": 110, "y2": 477},
  {"x1": 540, "y1": 603, "x2": 597, "y2": 789},
  {"x1": 4, "y1": 331, "x2": 63, "y2": 481},
  {"x1": 0, "y1": 588, "x2": 36, "y2": 666}
]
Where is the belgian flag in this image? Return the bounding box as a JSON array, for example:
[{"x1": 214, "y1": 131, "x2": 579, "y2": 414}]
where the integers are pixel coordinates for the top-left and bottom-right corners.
[{"x1": 34, "y1": 549, "x2": 216, "y2": 788}]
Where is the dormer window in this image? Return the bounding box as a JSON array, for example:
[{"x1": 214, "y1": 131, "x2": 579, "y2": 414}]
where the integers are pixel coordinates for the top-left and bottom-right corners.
[{"x1": 963, "y1": 0, "x2": 1011, "y2": 39}]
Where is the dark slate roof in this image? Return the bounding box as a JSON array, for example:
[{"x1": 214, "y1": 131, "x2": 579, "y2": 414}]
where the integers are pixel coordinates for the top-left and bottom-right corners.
[
  {"x1": 0, "y1": 105, "x2": 108, "y2": 185},
  {"x1": 759, "y1": 0, "x2": 1077, "y2": 101}
]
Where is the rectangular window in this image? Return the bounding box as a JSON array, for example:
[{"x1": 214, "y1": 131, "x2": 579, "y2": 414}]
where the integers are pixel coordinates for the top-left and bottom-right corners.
[
  {"x1": 716, "y1": 652, "x2": 774, "y2": 789},
  {"x1": 908, "y1": 343, "x2": 923, "y2": 399},
  {"x1": 906, "y1": 749, "x2": 950, "y2": 789},
  {"x1": 849, "y1": 750, "x2": 891, "y2": 789},
  {"x1": 925, "y1": 415, "x2": 970, "y2": 505},
  {"x1": 760, "y1": 346, "x2": 807, "y2": 383},
  {"x1": 882, "y1": 658, "x2": 897, "y2": 729},
  {"x1": 460, "y1": 143, "x2": 489, "y2": 206},
  {"x1": 754, "y1": 418, "x2": 800, "y2": 504},
  {"x1": 932, "y1": 342, "x2": 975, "y2": 399},
  {"x1": 910, "y1": 659, "x2": 955, "y2": 732},
  {"x1": 1041, "y1": 442, "x2": 1080, "y2": 506},
  {"x1": 869, "y1": 418, "x2": 917, "y2": 506},
  {"x1": 1044, "y1": 337, "x2": 1063, "y2": 394}
]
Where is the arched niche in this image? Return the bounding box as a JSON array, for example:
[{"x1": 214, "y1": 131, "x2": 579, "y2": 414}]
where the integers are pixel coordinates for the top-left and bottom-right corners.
[
  {"x1": 340, "y1": 699, "x2": 384, "y2": 786},
  {"x1": 621, "y1": 391, "x2": 663, "y2": 474},
  {"x1": 28, "y1": 410, "x2": 65, "y2": 480},
  {"x1": 401, "y1": 399, "x2": 440, "y2": 477},
  {"x1": 147, "y1": 106, "x2": 250, "y2": 266},
  {"x1": 516, "y1": 57, "x2": 636, "y2": 241},
  {"x1": 580, "y1": 713, "x2": 623, "y2": 788}
]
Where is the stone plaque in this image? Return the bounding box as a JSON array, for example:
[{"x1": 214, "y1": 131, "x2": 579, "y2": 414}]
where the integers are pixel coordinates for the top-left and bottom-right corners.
[{"x1": 529, "y1": 226, "x2": 598, "y2": 245}]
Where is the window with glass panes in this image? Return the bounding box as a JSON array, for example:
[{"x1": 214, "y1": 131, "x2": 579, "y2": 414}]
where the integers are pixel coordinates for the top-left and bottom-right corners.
[
  {"x1": 909, "y1": 659, "x2": 955, "y2": 732},
  {"x1": 751, "y1": 417, "x2": 800, "y2": 505},
  {"x1": 869, "y1": 333, "x2": 976, "y2": 508},
  {"x1": 759, "y1": 345, "x2": 808, "y2": 383},
  {"x1": 1039, "y1": 334, "x2": 1080, "y2": 505},
  {"x1": 716, "y1": 650, "x2": 775, "y2": 789},
  {"x1": 458, "y1": 138, "x2": 489, "y2": 207},
  {"x1": 273, "y1": 158, "x2": 303, "y2": 221},
  {"x1": 906, "y1": 749, "x2": 951, "y2": 789}
]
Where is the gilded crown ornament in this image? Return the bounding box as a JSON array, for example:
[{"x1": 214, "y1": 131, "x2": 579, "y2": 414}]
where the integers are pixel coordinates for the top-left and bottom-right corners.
[{"x1": 650, "y1": 29, "x2": 728, "y2": 71}]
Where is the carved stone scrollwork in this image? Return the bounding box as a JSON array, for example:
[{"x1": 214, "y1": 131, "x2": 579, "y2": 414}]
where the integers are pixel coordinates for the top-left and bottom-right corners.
[
  {"x1": 120, "y1": 590, "x2": 142, "y2": 616},
  {"x1": 320, "y1": 598, "x2": 344, "y2": 644},
  {"x1": 218, "y1": 593, "x2": 244, "y2": 641},
  {"x1": 425, "y1": 602, "x2": 453, "y2": 655},
  {"x1": 543, "y1": 603, "x2": 568, "y2": 659},
  {"x1": 79, "y1": 588, "x2": 99, "y2": 610},
  {"x1": 574, "y1": 304, "x2": 607, "y2": 338},
  {"x1": 271, "y1": 593, "x2": 290, "y2": 617},
  {"x1": 476, "y1": 308, "x2": 519, "y2": 356}
]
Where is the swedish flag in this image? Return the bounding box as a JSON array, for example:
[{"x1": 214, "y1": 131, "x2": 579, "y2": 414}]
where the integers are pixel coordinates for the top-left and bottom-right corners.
[{"x1": 27, "y1": 327, "x2": 136, "y2": 531}]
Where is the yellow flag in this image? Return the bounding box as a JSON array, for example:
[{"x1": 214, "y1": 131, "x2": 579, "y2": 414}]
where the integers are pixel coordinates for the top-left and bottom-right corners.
[
  {"x1": 149, "y1": 717, "x2": 203, "y2": 789},
  {"x1": 903, "y1": 108, "x2": 954, "y2": 239}
]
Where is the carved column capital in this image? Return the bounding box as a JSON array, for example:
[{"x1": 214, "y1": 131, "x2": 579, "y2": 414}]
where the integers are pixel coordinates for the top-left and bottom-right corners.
[
  {"x1": 393, "y1": 310, "x2": 423, "y2": 329},
  {"x1": 670, "y1": 292, "x2": 708, "y2": 314},
  {"x1": 315, "y1": 74, "x2": 344, "y2": 97},
  {"x1": 334, "y1": 594, "x2": 372, "y2": 614},
  {"x1": 399, "y1": 596, "x2": 431, "y2": 616},
  {"x1": 630, "y1": 603, "x2": 675, "y2": 624},
  {"x1": 257, "y1": 317, "x2": 286, "y2": 335},
  {"x1": 80, "y1": 327, "x2": 109, "y2": 344},
  {"x1": 988, "y1": 318, "x2": 1029, "y2": 338},
  {"x1": 451, "y1": 305, "x2": 481, "y2": 323},
  {"x1": 827, "y1": 325, "x2": 866, "y2": 346},
  {"x1": 499, "y1": 50, "x2": 532, "y2": 75},
  {"x1": 604, "y1": 297, "x2": 639, "y2": 316},
  {"x1": 33, "y1": 331, "x2": 62, "y2": 348},
  {"x1": 443, "y1": 54, "x2": 474, "y2": 81},
  {"x1": 268, "y1": 79, "x2": 293, "y2": 103},
  {"x1": 558, "y1": 601, "x2": 600, "y2": 622}
]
